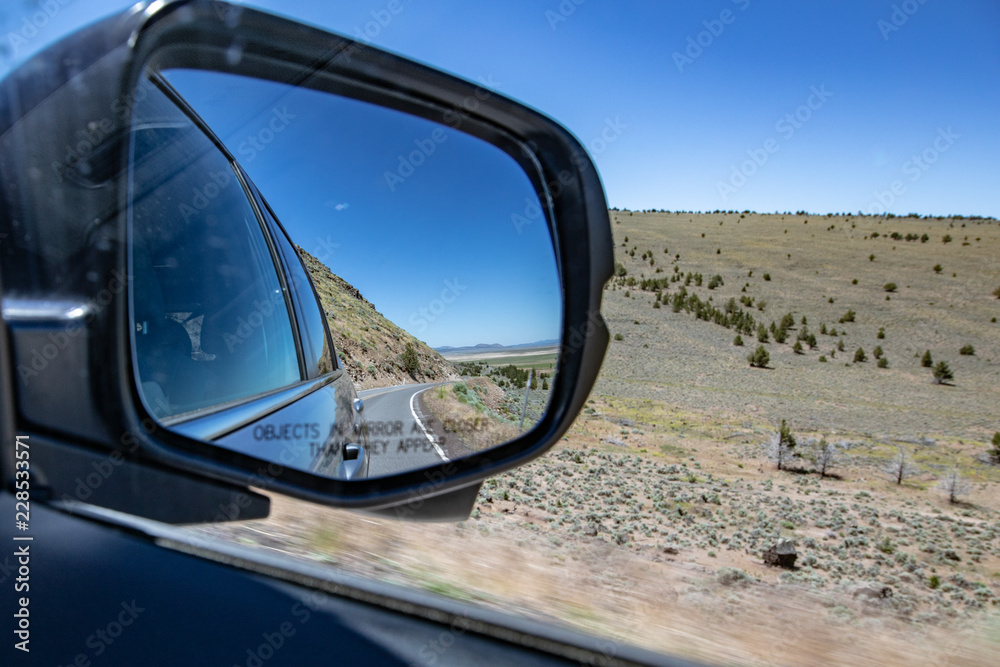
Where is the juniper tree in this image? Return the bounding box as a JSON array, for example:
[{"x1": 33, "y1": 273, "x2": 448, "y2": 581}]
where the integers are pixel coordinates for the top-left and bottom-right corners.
[
  {"x1": 884, "y1": 446, "x2": 916, "y2": 485},
  {"x1": 932, "y1": 360, "x2": 954, "y2": 384},
  {"x1": 938, "y1": 470, "x2": 971, "y2": 504},
  {"x1": 748, "y1": 345, "x2": 770, "y2": 368},
  {"x1": 813, "y1": 439, "x2": 838, "y2": 478},
  {"x1": 768, "y1": 420, "x2": 797, "y2": 471},
  {"x1": 921, "y1": 349, "x2": 933, "y2": 368}
]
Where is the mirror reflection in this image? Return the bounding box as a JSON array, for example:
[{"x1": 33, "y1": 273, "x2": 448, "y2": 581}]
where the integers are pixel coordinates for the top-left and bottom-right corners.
[{"x1": 126, "y1": 67, "x2": 561, "y2": 480}]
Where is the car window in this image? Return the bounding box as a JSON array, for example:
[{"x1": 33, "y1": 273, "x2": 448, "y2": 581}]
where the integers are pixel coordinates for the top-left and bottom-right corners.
[
  {"x1": 128, "y1": 78, "x2": 301, "y2": 419},
  {"x1": 251, "y1": 186, "x2": 336, "y2": 378}
]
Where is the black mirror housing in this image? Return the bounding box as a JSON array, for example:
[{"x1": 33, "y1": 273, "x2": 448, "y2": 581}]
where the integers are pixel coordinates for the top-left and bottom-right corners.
[{"x1": 0, "y1": 0, "x2": 612, "y2": 521}]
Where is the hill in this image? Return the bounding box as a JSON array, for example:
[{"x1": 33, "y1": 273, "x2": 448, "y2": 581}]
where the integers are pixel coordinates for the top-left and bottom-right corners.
[
  {"x1": 295, "y1": 246, "x2": 458, "y2": 389},
  {"x1": 599, "y1": 210, "x2": 1000, "y2": 440}
]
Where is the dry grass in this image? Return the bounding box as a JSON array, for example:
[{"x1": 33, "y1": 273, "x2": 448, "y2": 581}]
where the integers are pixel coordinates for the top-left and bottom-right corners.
[
  {"x1": 602, "y1": 211, "x2": 1000, "y2": 439},
  {"x1": 186, "y1": 212, "x2": 1000, "y2": 666},
  {"x1": 420, "y1": 379, "x2": 520, "y2": 453}
]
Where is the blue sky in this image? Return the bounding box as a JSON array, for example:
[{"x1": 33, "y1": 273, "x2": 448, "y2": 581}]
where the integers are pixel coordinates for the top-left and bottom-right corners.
[
  {"x1": 3, "y1": 0, "x2": 999, "y2": 344},
  {"x1": 159, "y1": 69, "x2": 561, "y2": 349},
  {"x1": 4, "y1": 0, "x2": 998, "y2": 218}
]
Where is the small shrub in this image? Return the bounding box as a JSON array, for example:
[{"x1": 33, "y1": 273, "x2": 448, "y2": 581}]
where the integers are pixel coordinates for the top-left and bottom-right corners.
[
  {"x1": 989, "y1": 432, "x2": 1000, "y2": 464},
  {"x1": 933, "y1": 264, "x2": 943, "y2": 274},
  {"x1": 717, "y1": 567, "x2": 751, "y2": 586},
  {"x1": 854, "y1": 347, "x2": 866, "y2": 363},
  {"x1": 793, "y1": 340, "x2": 804, "y2": 354},
  {"x1": 763, "y1": 273, "x2": 771, "y2": 281},
  {"x1": 837, "y1": 340, "x2": 845, "y2": 352},
  {"x1": 942, "y1": 234, "x2": 952, "y2": 243},
  {"x1": 707, "y1": 274, "x2": 724, "y2": 289},
  {"x1": 614, "y1": 333, "x2": 624, "y2": 341},
  {"x1": 733, "y1": 334, "x2": 744, "y2": 346},
  {"x1": 929, "y1": 575, "x2": 941, "y2": 589},
  {"x1": 748, "y1": 345, "x2": 770, "y2": 368},
  {"x1": 883, "y1": 282, "x2": 897, "y2": 293},
  {"x1": 877, "y1": 357, "x2": 889, "y2": 368},
  {"x1": 869, "y1": 254, "x2": 875, "y2": 262},
  {"x1": 839, "y1": 309, "x2": 856, "y2": 323},
  {"x1": 818, "y1": 355, "x2": 827, "y2": 362},
  {"x1": 872, "y1": 345, "x2": 883, "y2": 359},
  {"x1": 400, "y1": 343, "x2": 421, "y2": 375},
  {"x1": 877, "y1": 327, "x2": 885, "y2": 339},
  {"x1": 959, "y1": 344, "x2": 975, "y2": 356}
]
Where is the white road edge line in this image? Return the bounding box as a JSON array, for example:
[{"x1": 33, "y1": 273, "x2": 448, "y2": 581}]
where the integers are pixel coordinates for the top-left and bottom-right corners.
[{"x1": 409, "y1": 386, "x2": 449, "y2": 462}]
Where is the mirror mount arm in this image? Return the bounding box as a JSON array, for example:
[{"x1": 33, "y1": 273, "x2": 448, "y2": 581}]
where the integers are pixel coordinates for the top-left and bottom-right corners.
[
  {"x1": 363, "y1": 482, "x2": 483, "y2": 523},
  {"x1": 27, "y1": 437, "x2": 269, "y2": 524}
]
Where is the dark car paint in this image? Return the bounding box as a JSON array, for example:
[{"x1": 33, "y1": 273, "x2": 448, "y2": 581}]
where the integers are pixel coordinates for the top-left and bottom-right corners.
[{"x1": 1, "y1": 497, "x2": 701, "y2": 667}]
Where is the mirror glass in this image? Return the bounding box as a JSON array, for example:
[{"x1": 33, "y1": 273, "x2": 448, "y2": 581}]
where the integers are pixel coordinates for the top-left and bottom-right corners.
[{"x1": 126, "y1": 67, "x2": 561, "y2": 480}]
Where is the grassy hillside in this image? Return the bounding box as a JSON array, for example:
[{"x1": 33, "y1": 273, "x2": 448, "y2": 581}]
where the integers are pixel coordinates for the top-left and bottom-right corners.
[
  {"x1": 600, "y1": 210, "x2": 1000, "y2": 440},
  {"x1": 296, "y1": 246, "x2": 458, "y2": 389},
  {"x1": 195, "y1": 216, "x2": 1000, "y2": 667}
]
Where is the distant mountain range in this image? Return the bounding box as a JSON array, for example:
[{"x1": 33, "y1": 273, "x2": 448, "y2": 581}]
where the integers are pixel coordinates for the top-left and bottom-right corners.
[{"x1": 435, "y1": 339, "x2": 559, "y2": 355}]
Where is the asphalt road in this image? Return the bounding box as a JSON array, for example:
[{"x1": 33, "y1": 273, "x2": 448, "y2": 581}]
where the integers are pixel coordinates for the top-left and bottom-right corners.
[{"x1": 357, "y1": 382, "x2": 452, "y2": 478}]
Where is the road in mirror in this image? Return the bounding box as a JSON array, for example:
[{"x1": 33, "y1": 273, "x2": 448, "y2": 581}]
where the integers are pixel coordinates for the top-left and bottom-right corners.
[{"x1": 126, "y1": 68, "x2": 561, "y2": 480}]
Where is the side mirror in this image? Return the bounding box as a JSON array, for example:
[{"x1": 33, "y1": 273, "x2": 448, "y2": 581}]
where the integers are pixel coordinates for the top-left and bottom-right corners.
[{"x1": 0, "y1": 0, "x2": 611, "y2": 521}]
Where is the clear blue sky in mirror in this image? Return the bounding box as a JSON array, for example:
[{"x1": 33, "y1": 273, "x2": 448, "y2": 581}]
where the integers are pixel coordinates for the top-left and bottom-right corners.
[
  {"x1": 3, "y1": 0, "x2": 997, "y2": 219},
  {"x1": 162, "y1": 69, "x2": 561, "y2": 350}
]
